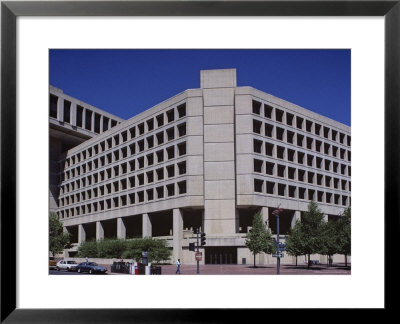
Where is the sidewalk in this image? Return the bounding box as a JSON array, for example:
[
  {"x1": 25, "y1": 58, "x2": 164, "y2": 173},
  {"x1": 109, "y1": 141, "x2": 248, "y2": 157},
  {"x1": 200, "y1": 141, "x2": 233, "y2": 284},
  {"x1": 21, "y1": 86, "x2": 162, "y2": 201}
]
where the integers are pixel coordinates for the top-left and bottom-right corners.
[{"x1": 103, "y1": 263, "x2": 351, "y2": 275}]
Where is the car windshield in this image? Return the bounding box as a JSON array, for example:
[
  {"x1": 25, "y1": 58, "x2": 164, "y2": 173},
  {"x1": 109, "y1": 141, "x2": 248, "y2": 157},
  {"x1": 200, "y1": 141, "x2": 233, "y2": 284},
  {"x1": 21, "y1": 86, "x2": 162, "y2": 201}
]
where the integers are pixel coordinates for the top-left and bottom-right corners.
[
  {"x1": 67, "y1": 261, "x2": 76, "y2": 264},
  {"x1": 88, "y1": 262, "x2": 98, "y2": 266}
]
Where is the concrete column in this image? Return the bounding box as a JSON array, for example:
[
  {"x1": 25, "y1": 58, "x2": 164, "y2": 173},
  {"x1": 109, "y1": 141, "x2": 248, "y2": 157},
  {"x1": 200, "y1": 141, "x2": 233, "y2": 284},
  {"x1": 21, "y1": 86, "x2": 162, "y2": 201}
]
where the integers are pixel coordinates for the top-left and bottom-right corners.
[
  {"x1": 323, "y1": 214, "x2": 329, "y2": 222},
  {"x1": 96, "y1": 221, "x2": 104, "y2": 240},
  {"x1": 142, "y1": 213, "x2": 152, "y2": 237},
  {"x1": 78, "y1": 224, "x2": 86, "y2": 244},
  {"x1": 100, "y1": 115, "x2": 104, "y2": 133},
  {"x1": 291, "y1": 210, "x2": 301, "y2": 228},
  {"x1": 82, "y1": 108, "x2": 86, "y2": 130},
  {"x1": 172, "y1": 208, "x2": 183, "y2": 262},
  {"x1": 91, "y1": 111, "x2": 95, "y2": 132},
  {"x1": 117, "y1": 217, "x2": 126, "y2": 239},
  {"x1": 202, "y1": 69, "x2": 237, "y2": 235},
  {"x1": 57, "y1": 97, "x2": 63, "y2": 122},
  {"x1": 71, "y1": 103, "x2": 77, "y2": 126},
  {"x1": 261, "y1": 207, "x2": 269, "y2": 229}
]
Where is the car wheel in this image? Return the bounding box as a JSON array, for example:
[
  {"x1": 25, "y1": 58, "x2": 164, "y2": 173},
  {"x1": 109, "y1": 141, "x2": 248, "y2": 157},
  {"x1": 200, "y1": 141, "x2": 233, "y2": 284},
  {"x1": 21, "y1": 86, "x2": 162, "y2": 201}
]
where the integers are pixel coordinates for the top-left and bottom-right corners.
[
  {"x1": 57, "y1": 267, "x2": 60, "y2": 271},
  {"x1": 67, "y1": 267, "x2": 70, "y2": 272},
  {"x1": 89, "y1": 269, "x2": 93, "y2": 274},
  {"x1": 78, "y1": 268, "x2": 81, "y2": 273}
]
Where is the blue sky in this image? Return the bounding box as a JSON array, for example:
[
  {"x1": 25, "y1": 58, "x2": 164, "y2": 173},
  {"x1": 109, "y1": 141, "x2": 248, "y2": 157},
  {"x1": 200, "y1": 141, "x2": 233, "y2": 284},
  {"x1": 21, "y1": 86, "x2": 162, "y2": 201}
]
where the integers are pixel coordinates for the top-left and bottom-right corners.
[{"x1": 50, "y1": 49, "x2": 350, "y2": 126}]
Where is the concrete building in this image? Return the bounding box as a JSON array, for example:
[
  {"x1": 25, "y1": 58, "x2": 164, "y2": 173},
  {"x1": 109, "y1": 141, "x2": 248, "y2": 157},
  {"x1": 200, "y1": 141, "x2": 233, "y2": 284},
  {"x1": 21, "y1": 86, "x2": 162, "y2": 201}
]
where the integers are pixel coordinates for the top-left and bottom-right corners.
[{"x1": 50, "y1": 69, "x2": 351, "y2": 265}]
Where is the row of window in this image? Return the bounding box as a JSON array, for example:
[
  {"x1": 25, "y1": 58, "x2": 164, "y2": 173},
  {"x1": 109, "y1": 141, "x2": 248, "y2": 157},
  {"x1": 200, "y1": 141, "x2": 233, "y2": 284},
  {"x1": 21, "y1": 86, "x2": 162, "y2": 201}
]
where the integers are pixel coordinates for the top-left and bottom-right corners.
[
  {"x1": 255, "y1": 122, "x2": 351, "y2": 163},
  {"x1": 58, "y1": 180, "x2": 187, "y2": 219},
  {"x1": 254, "y1": 159, "x2": 351, "y2": 191},
  {"x1": 253, "y1": 179, "x2": 350, "y2": 206},
  {"x1": 60, "y1": 139, "x2": 187, "y2": 182},
  {"x1": 60, "y1": 103, "x2": 187, "y2": 169},
  {"x1": 50, "y1": 94, "x2": 120, "y2": 133},
  {"x1": 253, "y1": 140, "x2": 351, "y2": 176},
  {"x1": 254, "y1": 119, "x2": 351, "y2": 161},
  {"x1": 252, "y1": 100, "x2": 351, "y2": 147},
  {"x1": 60, "y1": 158, "x2": 187, "y2": 197}
]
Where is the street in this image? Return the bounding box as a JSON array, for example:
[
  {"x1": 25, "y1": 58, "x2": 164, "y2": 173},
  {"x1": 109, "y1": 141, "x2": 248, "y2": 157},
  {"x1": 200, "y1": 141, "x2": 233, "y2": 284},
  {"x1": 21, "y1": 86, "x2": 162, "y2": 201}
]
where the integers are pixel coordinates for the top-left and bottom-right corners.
[{"x1": 49, "y1": 263, "x2": 350, "y2": 275}]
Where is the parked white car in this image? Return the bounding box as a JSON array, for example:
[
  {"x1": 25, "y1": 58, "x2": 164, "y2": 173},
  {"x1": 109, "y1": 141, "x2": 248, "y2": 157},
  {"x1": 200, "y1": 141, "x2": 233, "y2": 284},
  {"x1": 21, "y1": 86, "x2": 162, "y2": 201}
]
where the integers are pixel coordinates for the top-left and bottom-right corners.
[{"x1": 56, "y1": 260, "x2": 78, "y2": 272}]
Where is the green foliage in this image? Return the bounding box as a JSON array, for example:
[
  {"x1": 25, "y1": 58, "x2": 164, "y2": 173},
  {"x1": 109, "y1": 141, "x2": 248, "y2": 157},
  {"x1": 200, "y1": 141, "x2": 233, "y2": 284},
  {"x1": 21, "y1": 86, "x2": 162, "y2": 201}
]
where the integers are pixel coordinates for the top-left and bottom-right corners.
[
  {"x1": 336, "y1": 207, "x2": 351, "y2": 256},
  {"x1": 49, "y1": 212, "x2": 72, "y2": 257},
  {"x1": 319, "y1": 220, "x2": 339, "y2": 258},
  {"x1": 286, "y1": 203, "x2": 351, "y2": 266},
  {"x1": 300, "y1": 201, "x2": 325, "y2": 257},
  {"x1": 245, "y1": 212, "x2": 274, "y2": 266},
  {"x1": 77, "y1": 240, "x2": 98, "y2": 258},
  {"x1": 123, "y1": 237, "x2": 172, "y2": 263},
  {"x1": 97, "y1": 238, "x2": 127, "y2": 258},
  {"x1": 285, "y1": 220, "x2": 304, "y2": 258},
  {"x1": 77, "y1": 237, "x2": 172, "y2": 263}
]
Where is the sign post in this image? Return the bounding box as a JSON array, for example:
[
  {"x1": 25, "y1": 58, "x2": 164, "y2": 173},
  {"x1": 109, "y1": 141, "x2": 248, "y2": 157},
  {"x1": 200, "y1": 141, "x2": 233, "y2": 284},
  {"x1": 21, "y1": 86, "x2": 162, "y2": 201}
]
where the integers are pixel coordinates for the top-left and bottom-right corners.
[
  {"x1": 196, "y1": 228, "x2": 200, "y2": 274},
  {"x1": 272, "y1": 207, "x2": 284, "y2": 275}
]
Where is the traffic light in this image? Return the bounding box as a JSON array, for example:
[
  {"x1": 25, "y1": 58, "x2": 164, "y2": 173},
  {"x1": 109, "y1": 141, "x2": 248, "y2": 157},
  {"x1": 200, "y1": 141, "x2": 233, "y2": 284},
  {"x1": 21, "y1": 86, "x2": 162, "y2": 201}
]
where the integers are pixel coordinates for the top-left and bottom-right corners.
[
  {"x1": 189, "y1": 242, "x2": 196, "y2": 251},
  {"x1": 200, "y1": 232, "x2": 206, "y2": 246}
]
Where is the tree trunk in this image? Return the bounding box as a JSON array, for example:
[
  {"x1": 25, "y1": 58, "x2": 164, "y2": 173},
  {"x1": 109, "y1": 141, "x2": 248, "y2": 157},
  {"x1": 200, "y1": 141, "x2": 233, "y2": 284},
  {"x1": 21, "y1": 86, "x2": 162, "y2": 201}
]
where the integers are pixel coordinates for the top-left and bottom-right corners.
[{"x1": 295, "y1": 256, "x2": 298, "y2": 266}]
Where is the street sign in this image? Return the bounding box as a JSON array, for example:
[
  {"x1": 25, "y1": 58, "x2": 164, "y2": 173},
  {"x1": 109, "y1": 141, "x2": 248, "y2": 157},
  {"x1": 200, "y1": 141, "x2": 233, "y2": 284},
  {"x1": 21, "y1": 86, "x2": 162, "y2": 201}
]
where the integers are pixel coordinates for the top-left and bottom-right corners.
[
  {"x1": 195, "y1": 252, "x2": 202, "y2": 261},
  {"x1": 272, "y1": 253, "x2": 284, "y2": 258}
]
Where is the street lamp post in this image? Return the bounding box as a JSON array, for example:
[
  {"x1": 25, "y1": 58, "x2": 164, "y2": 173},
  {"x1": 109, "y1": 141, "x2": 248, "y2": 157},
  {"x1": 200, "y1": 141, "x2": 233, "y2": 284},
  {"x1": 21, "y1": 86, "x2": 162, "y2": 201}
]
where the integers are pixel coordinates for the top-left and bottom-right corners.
[
  {"x1": 196, "y1": 228, "x2": 200, "y2": 275},
  {"x1": 272, "y1": 208, "x2": 284, "y2": 275}
]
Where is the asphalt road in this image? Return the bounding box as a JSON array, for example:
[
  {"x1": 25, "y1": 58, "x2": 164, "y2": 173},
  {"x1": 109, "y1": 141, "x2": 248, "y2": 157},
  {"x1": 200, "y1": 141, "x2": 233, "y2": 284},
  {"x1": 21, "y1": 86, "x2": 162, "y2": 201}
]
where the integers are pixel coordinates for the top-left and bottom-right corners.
[{"x1": 49, "y1": 270, "x2": 108, "y2": 275}]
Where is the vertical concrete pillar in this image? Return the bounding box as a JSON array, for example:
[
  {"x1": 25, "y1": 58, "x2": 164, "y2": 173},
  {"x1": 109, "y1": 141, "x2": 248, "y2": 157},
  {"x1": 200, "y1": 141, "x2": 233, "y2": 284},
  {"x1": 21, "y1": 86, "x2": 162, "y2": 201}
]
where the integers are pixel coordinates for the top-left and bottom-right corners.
[
  {"x1": 100, "y1": 115, "x2": 104, "y2": 133},
  {"x1": 91, "y1": 111, "x2": 95, "y2": 132},
  {"x1": 96, "y1": 221, "x2": 104, "y2": 240},
  {"x1": 82, "y1": 108, "x2": 86, "y2": 130},
  {"x1": 57, "y1": 97, "x2": 63, "y2": 121},
  {"x1": 142, "y1": 213, "x2": 152, "y2": 238},
  {"x1": 291, "y1": 210, "x2": 301, "y2": 228},
  {"x1": 261, "y1": 207, "x2": 269, "y2": 229},
  {"x1": 78, "y1": 224, "x2": 86, "y2": 244},
  {"x1": 202, "y1": 69, "x2": 237, "y2": 235},
  {"x1": 71, "y1": 103, "x2": 77, "y2": 126},
  {"x1": 117, "y1": 217, "x2": 126, "y2": 239},
  {"x1": 323, "y1": 214, "x2": 329, "y2": 222},
  {"x1": 172, "y1": 208, "x2": 183, "y2": 262}
]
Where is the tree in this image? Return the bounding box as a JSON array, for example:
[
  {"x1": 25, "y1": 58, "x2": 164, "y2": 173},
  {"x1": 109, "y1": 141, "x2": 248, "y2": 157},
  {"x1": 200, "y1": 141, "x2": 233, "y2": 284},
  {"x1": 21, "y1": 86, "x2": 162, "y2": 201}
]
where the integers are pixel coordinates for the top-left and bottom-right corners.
[
  {"x1": 123, "y1": 237, "x2": 172, "y2": 264},
  {"x1": 298, "y1": 201, "x2": 325, "y2": 268},
  {"x1": 320, "y1": 220, "x2": 339, "y2": 266},
  {"x1": 336, "y1": 207, "x2": 351, "y2": 267},
  {"x1": 245, "y1": 212, "x2": 274, "y2": 268},
  {"x1": 285, "y1": 220, "x2": 304, "y2": 266},
  {"x1": 77, "y1": 240, "x2": 98, "y2": 258},
  {"x1": 49, "y1": 212, "x2": 72, "y2": 257}
]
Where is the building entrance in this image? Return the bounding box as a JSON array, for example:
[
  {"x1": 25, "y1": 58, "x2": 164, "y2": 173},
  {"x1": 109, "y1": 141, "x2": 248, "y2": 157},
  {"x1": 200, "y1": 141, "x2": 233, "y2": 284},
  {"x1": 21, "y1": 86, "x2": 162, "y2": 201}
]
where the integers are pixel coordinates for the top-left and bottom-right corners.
[{"x1": 205, "y1": 247, "x2": 237, "y2": 265}]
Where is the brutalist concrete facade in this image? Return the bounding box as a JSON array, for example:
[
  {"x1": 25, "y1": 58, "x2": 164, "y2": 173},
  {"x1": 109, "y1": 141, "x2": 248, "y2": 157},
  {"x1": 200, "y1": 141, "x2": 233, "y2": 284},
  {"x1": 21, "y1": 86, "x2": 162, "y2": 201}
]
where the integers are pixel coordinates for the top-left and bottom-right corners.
[{"x1": 51, "y1": 69, "x2": 351, "y2": 265}]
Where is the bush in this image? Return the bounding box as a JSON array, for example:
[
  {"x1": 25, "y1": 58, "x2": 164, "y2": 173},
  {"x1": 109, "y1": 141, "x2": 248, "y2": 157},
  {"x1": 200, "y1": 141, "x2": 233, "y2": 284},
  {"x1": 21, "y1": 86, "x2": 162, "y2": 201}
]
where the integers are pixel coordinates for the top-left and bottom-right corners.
[
  {"x1": 77, "y1": 237, "x2": 172, "y2": 263},
  {"x1": 97, "y1": 238, "x2": 127, "y2": 258},
  {"x1": 124, "y1": 237, "x2": 172, "y2": 263},
  {"x1": 77, "y1": 240, "x2": 98, "y2": 258}
]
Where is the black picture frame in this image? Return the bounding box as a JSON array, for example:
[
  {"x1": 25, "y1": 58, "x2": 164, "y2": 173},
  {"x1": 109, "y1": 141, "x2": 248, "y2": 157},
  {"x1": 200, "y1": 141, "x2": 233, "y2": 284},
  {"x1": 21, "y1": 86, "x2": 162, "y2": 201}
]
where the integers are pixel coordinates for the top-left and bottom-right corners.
[{"x1": 1, "y1": 0, "x2": 398, "y2": 322}]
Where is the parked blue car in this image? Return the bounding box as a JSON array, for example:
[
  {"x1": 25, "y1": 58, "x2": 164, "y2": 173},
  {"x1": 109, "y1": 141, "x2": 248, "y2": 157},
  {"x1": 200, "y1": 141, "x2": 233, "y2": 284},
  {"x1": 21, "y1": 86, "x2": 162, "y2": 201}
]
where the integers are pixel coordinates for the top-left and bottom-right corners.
[{"x1": 76, "y1": 262, "x2": 107, "y2": 274}]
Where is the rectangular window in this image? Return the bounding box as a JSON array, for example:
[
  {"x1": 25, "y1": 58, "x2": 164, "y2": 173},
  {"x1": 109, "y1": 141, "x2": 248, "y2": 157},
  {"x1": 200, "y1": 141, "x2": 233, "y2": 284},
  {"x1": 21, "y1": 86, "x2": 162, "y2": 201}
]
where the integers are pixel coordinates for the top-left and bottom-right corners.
[
  {"x1": 252, "y1": 100, "x2": 261, "y2": 114},
  {"x1": 50, "y1": 94, "x2": 58, "y2": 118},
  {"x1": 253, "y1": 139, "x2": 263, "y2": 154},
  {"x1": 94, "y1": 113, "x2": 101, "y2": 133},
  {"x1": 264, "y1": 104, "x2": 273, "y2": 119},
  {"x1": 63, "y1": 100, "x2": 71, "y2": 123},
  {"x1": 85, "y1": 110, "x2": 92, "y2": 130},
  {"x1": 178, "y1": 103, "x2": 186, "y2": 118}
]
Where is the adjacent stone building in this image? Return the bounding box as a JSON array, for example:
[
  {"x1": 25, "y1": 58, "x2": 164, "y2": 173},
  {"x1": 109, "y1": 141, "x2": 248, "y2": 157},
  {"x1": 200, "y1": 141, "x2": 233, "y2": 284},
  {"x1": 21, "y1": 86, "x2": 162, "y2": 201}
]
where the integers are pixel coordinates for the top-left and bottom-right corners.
[{"x1": 50, "y1": 69, "x2": 351, "y2": 265}]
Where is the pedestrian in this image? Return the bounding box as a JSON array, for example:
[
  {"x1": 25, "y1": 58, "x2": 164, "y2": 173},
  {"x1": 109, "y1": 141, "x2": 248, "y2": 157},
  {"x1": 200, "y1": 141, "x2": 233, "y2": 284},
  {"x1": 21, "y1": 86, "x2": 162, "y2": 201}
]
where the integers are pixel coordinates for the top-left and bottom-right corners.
[
  {"x1": 176, "y1": 259, "x2": 181, "y2": 274},
  {"x1": 85, "y1": 256, "x2": 89, "y2": 263}
]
